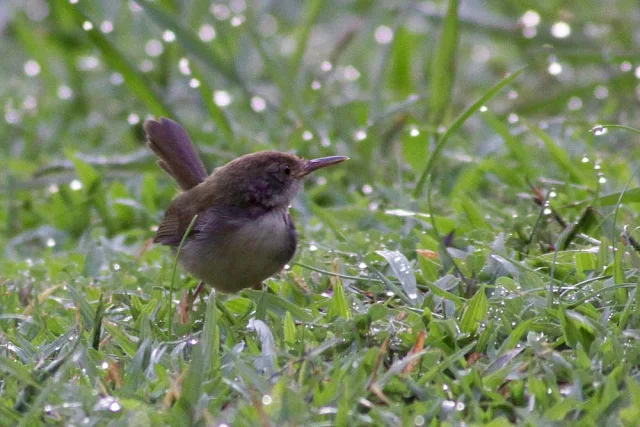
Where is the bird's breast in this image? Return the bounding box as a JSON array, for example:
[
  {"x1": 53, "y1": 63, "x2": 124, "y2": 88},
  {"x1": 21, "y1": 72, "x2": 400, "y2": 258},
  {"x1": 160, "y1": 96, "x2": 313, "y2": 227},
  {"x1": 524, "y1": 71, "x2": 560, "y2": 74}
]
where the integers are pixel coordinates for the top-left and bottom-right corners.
[{"x1": 179, "y1": 207, "x2": 297, "y2": 292}]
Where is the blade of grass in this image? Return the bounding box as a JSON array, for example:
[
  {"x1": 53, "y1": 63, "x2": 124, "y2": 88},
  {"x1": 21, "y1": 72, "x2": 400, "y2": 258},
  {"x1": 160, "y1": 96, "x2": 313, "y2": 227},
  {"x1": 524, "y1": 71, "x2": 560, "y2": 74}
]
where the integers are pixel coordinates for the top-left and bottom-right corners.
[
  {"x1": 427, "y1": 0, "x2": 459, "y2": 126},
  {"x1": 413, "y1": 66, "x2": 526, "y2": 197},
  {"x1": 526, "y1": 124, "x2": 585, "y2": 184},
  {"x1": 168, "y1": 214, "x2": 199, "y2": 338}
]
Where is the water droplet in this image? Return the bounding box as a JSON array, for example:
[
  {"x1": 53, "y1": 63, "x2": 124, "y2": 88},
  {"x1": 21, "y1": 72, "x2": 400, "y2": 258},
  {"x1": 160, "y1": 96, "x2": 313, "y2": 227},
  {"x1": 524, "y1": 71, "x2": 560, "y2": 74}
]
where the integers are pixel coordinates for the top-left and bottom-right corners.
[
  {"x1": 162, "y1": 30, "x2": 176, "y2": 42},
  {"x1": 361, "y1": 184, "x2": 373, "y2": 194},
  {"x1": 189, "y1": 78, "x2": 200, "y2": 88},
  {"x1": 311, "y1": 80, "x2": 321, "y2": 90},
  {"x1": 230, "y1": 15, "x2": 245, "y2": 27},
  {"x1": 178, "y1": 58, "x2": 191, "y2": 75},
  {"x1": 343, "y1": 65, "x2": 360, "y2": 81},
  {"x1": 548, "y1": 62, "x2": 562, "y2": 75},
  {"x1": 567, "y1": 96, "x2": 582, "y2": 110},
  {"x1": 594, "y1": 86, "x2": 608, "y2": 99},
  {"x1": 358, "y1": 262, "x2": 367, "y2": 269},
  {"x1": 108, "y1": 401, "x2": 121, "y2": 412},
  {"x1": 543, "y1": 208, "x2": 552, "y2": 215},
  {"x1": 479, "y1": 105, "x2": 488, "y2": 112},
  {"x1": 508, "y1": 90, "x2": 518, "y2": 100},
  {"x1": 591, "y1": 125, "x2": 608, "y2": 136},
  {"x1": 46, "y1": 238, "x2": 56, "y2": 248},
  {"x1": 320, "y1": 61, "x2": 332, "y2": 72},
  {"x1": 82, "y1": 21, "x2": 93, "y2": 31},
  {"x1": 70, "y1": 179, "x2": 83, "y2": 191},
  {"x1": 309, "y1": 244, "x2": 318, "y2": 252},
  {"x1": 456, "y1": 402, "x2": 465, "y2": 411},
  {"x1": 409, "y1": 127, "x2": 420, "y2": 137},
  {"x1": 214, "y1": 90, "x2": 232, "y2": 107},
  {"x1": 100, "y1": 20, "x2": 113, "y2": 33},
  {"x1": 145, "y1": 39, "x2": 163, "y2": 57},
  {"x1": 127, "y1": 113, "x2": 140, "y2": 125},
  {"x1": 621, "y1": 61, "x2": 632, "y2": 72},
  {"x1": 210, "y1": 3, "x2": 230, "y2": 20},
  {"x1": 374, "y1": 25, "x2": 393, "y2": 44},
  {"x1": 100, "y1": 361, "x2": 109, "y2": 369},
  {"x1": 250, "y1": 96, "x2": 266, "y2": 112},
  {"x1": 550, "y1": 21, "x2": 571, "y2": 38},
  {"x1": 353, "y1": 129, "x2": 367, "y2": 141},
  {"x1": 110, "y1": 72, "x2": 124, "y2": 86},
  {"x1": 507, "y1": 113, "x2": 519, "y2": 123},
  {"x1": 57, "y1": 85, "x2": 73, "y2": 100},
  {"x1": 199, "y1": 24, "x2": 216, "y2": 42},
  {"x1": 599, "y1": 176, "x2": 606, "y2": 184},
  {"x1": 581, "y1": 155, "x2": 590, "y2": 163},
  {"x1": 520, "y1": 10, "x2": 540, "y2": 27},
  {"x1": 48, "y1": 184, "x2": 59, "y2": 194},
  {"x1": 262, "y1": 395, "x2": 272, "y2": 405},
  {"x1": 24, "y1": 60, "x2": 40, "y2": 77},
  {"x1": 112, "y1": 263, "x2": 120, "y2": 271},
  {"x1": 302, "y1": 130, "x2": 313, "y2": 141},
  {"x1": 23, "y1": 96, "x2": 37, "y2": 110}
]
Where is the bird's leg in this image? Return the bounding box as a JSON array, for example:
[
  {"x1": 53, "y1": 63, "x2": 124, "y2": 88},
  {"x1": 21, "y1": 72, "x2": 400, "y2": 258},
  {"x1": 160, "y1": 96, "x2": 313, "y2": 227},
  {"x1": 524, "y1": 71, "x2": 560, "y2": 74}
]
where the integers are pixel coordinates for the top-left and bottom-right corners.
[{"x1": 192, "y1": 280, "x2": 206, "y2": 304}]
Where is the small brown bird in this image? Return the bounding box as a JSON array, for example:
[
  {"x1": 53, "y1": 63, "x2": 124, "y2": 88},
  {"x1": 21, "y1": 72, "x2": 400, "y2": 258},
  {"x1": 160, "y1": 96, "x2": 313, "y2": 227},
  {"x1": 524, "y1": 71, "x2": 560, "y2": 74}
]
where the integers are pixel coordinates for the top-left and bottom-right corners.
[{"x1": 144, "y1": 118, "x2": 347, "y2": 293}]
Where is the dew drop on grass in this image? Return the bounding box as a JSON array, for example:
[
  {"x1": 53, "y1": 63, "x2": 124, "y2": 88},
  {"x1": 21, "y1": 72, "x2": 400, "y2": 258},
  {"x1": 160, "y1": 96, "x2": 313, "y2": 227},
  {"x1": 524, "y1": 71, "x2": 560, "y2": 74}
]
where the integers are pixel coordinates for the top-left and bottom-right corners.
[
  {"x1": 479, "y1": 105, "x2": 488, "y2": 112},
  {"x1": 361, "y1": 184, "x2": 373, "y2": 194},
  {"x1": 162, "y1": 30, "x2": 176, "y2": 42},
  {"x1": 82, "y1": 21, "x2": 93, "y2": 31},
  {"x1": 302, "y1": 130, "x2": 313, "y2": 140},
  {"x1": 311, "y1": 80, "x2": 321, "y2": 90},
  {"x1": 591, "y1": 125, "x2": 607, "y2": 136},
  {"x1": 409, "y1": 126, "x2": 420, "y2": 136},
  {"x1": 57, "y1": 85, "x2": 73, "y2": 100},
  {"x1": 262, "y1": 395, "x2": 272, "y2": 405},
  {"x1": 353, "y1": 129, "x2": 367, "y2": 141},
  {"x1": 199, "y1": 24, "x2": 216, "y2": 41},
  {"x1": 250, "y1": 96, "x2": 266, "y2": 112},
  {"x1": 321, "y1": 61, "x2": 332, "y2": 72},
  {"x1": 189, "y1": 78, "x2": 200, "y2": 88},
  {"x1": 46, "y1": 238, "x2": 56, "y2": 248},
  {"x1": 214, "y1": 90, "x2": 232, "y2": 107},
  {"x1": 24, "y1": 59, "x2": 40, "y2": 77},
  {"x1": 127, "y1": 113, "x2": 140, "y2": 125},
  {"x1": 100, "y1": 20, "x2": 113, "y2": 33},
  {"x1": 178, "y1": 58, "x2": 191, "y2": 75},
  {"x1": 548, "y1": 62, "x2": 562, "y2": 75}
]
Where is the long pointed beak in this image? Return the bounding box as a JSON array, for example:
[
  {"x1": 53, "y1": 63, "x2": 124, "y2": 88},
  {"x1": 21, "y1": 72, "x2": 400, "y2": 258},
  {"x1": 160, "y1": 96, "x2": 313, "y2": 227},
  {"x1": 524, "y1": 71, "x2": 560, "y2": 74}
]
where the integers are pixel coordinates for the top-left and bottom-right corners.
[{"x1": 301, "y1": 156, "x2": 349, "y2": 176}]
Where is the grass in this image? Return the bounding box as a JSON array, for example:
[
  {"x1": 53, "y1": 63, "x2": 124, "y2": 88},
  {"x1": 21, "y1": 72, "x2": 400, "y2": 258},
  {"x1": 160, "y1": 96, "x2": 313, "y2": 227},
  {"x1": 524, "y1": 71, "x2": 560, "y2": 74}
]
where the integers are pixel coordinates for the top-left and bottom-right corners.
[{"x1": 3, "y1": 0, "x2": 640, "y2": 425}]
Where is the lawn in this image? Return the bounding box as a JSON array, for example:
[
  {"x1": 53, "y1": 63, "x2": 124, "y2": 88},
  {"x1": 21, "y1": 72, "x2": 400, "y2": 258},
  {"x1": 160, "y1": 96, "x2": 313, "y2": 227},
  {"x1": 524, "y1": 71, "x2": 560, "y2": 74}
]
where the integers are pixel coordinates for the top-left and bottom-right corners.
[{"x1": 2, "y1": 0, "x2": 640, "y2": 425}]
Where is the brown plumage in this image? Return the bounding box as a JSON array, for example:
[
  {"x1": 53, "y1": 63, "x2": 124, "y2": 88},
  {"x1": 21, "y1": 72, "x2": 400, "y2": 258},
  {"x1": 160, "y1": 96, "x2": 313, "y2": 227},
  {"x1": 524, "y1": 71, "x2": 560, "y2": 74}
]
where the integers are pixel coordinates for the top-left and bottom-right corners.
[{"x1": 144, "y1": 117, "x2": 347, "y2": 292}]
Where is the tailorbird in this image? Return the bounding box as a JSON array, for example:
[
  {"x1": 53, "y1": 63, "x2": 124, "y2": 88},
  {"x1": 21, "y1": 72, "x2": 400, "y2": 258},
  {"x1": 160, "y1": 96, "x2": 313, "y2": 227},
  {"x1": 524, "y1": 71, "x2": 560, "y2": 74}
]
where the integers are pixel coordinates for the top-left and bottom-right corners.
[{"x1": 144, "y1": 117, "x2": 347, "y2": 293}]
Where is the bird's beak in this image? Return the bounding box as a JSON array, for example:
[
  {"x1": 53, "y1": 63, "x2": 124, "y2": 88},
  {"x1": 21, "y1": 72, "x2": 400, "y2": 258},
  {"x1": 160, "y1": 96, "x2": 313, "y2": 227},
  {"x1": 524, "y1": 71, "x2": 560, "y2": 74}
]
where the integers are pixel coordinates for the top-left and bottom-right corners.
[{"x1": 301, "y1": 156, "x2": 349, "y2": 177}]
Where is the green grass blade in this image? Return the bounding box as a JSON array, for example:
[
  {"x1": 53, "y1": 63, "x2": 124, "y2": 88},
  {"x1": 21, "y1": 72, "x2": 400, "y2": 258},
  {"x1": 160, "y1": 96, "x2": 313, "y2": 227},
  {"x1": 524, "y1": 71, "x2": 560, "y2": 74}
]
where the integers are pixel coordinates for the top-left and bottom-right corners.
[
  {"x1": 428, "y1": 0, "x2": 459, "y2": 125},
  {"x1": 527, "y1": 124, "x2": 585, "y2": 184}
]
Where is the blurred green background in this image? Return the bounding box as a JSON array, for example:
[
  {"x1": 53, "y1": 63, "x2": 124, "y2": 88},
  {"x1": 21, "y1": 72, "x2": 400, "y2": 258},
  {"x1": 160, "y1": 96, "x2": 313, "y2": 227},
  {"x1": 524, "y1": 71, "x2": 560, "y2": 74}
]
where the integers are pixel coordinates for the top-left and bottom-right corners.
[{"x1": 2, "y1": 0, "x2": 640, "y2": 425}]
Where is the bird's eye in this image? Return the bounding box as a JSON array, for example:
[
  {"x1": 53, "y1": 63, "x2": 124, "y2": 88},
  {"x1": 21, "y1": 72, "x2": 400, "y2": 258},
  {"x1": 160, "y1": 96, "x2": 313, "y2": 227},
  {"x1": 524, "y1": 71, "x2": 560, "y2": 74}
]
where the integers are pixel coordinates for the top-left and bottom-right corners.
[{"x1": 284, "y1": 165, "x2": 291, "y2": 175}]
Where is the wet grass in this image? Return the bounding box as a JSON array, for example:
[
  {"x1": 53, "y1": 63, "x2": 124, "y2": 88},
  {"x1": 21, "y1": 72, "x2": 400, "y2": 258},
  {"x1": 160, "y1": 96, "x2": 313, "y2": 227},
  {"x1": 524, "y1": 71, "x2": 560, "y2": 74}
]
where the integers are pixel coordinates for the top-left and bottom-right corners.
[{"x1": 3, "y1": 0, "x2": 640, "y2": 425}]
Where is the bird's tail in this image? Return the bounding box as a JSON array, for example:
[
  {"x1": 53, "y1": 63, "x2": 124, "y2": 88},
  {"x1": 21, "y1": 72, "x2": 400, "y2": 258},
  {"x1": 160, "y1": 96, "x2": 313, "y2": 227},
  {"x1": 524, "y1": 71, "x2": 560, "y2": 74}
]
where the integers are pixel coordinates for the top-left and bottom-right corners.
[{"x1": 144, "y1": 118, "x2": 208, "y2": 191}]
